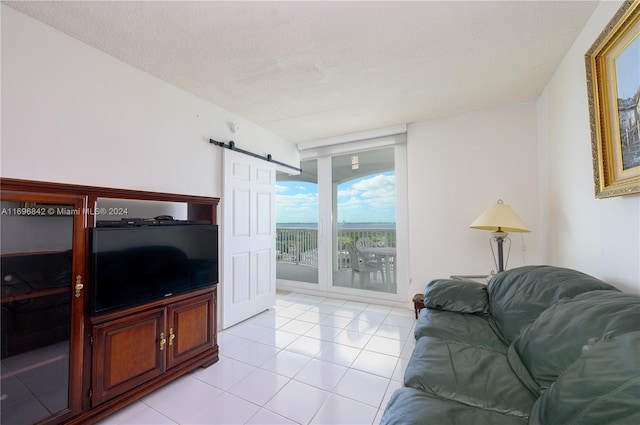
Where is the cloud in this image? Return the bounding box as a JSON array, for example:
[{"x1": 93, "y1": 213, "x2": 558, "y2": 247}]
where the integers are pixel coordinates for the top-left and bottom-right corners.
[
  {"x1": 337, "y1": 188, "x2": 359, "y2": 197},
  {"x1": 276, "y1": 172, "x2": 395, "y2": 223},
  {"x1": 276, "y1": 192, "x2": 317, "y2": 209},
  {"x1": 344, "y1": 174, "x2": 395, "y2": 207},
  {"x1": 276, "y1": 191, "x2": 318, "y2": 222}
]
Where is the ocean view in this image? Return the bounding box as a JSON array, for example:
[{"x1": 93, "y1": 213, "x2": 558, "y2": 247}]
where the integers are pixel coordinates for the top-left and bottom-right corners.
[{"x1": 277, "y1": 222, "x2": 395, "y2": 229}]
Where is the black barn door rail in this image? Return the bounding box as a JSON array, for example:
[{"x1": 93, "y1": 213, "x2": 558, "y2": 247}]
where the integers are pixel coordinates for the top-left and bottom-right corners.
[{"x1": 210, "y1": 139, "x2": 302, "y2": 173}]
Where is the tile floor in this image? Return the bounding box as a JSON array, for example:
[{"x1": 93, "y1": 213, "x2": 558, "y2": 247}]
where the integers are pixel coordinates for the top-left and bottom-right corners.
[{"x1": 96, "y1": 292, "x2": 416, "y2": 425}]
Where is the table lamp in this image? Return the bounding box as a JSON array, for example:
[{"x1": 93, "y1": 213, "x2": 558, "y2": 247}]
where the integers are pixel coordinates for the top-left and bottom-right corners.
[{"x1": 470, "y1": 199, "x2": 530, "y2": 273}]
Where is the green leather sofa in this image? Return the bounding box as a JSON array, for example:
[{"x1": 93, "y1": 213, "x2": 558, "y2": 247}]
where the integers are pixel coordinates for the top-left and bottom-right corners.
[{"x1": 381, "y1": 265, "x2": 640, "y2": 424}]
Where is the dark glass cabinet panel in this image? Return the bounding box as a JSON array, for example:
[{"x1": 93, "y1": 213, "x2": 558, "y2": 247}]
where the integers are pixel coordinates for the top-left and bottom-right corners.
[{"x1": 1, "y1": 194, "x2": 85, "y2": 425}]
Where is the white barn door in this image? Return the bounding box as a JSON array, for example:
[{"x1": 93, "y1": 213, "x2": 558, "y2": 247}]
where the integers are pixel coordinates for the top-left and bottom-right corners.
[{"x1": 222, "y1": 149, "x2": 276, "y2": 328}]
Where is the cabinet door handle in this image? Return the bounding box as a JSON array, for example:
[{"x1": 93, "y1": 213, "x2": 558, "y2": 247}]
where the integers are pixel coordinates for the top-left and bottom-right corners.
[
  {"x1": 169, "y1": 328, "x2": 175, "y2": 346},
  {"x1": 159, "y1": 332, "x2": 166, "y2": 351},
  {"x1": 75, "y1": 275, "x2": 83, "y2": 298}
]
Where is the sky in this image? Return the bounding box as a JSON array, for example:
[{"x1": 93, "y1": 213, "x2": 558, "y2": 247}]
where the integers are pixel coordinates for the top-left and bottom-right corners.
[
  {"x1": 615, "y1": 34, "x2": 640, "y2": 99},
  {"x1": 276, "y1": 171, "x2": 396, "y2": 223}
]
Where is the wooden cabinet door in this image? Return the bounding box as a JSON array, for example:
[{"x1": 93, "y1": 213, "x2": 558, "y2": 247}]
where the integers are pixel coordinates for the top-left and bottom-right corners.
[
  {"x1": 166, "y1": 292, "x2": 215, "y2": 369},
  {"x1": 91, "y1": 308, "x2": 165, "y2": 406},
  {"x1": 0, "y1": 190, "x2": 87, "y2": 425}
]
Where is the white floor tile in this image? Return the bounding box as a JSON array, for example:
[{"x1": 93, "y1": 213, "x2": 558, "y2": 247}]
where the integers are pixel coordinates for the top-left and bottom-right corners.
[
  {"x1": 184, "y1": 392, "x2": 260, "y2": 424},
  {"x1": 293, "y1": 358, "x2": 347, "y2": 391},
  {"x1": 400, "y1": 337, "x2": 416, "y2": 359},
  {"x1": 310, "y1": 393, "x2": 378, "y2": 424},
  {"x1": 120, "y1": 406, "x2": 177, "y2": 424},
  {"x1": 144, "y1": 378, "x2": 224, "y2": 423},
  {"x1": 390, "y1": 307, "x2": 415, "y2": 317},
  {"x1": 228, "y1": 368, "x2": 289, "y2": 406},
  {"x1": 364, "y1": 304, "x2": 394, "y2": 314},
  {"x1": 315, "y1": 341, "x2": 362, "y2": 367},
  {"x1": 302, "y1": 295, "x2": 328, "y2": 304},
  {"x1": 289, "y1": 301, "x2": 319, "y2": 311},
  {"x1": 297, "y1": 310, "x2": 330, "y2": 324},
  {"x1": 344, "y1": 318, "x2": 381, "y2": 335},
  {"x1": 382, "y1": 379, "x2": 403, "y2": 410},
  {"x1": 142, "y1": 374, "x2": 203, "y2": 406},
  {"x1": 375, "y1": 323, "x2": 413, "y2": 341},
  {"x1": 320, "y1": 297, "x2": 347, "y2": 307},
  {"x1": 334, "y1": 329, "x2": 372, "y2": 349},
  {"x1": 392, "y1": 357, "x2": 411, "y2": 381},
  {"x1": 352, "y1": 350, "x2": 399, "y2": 378},
  {"x1": 224, "y1": 322, "x2": 274, "y2": 341},
  {"x1": 216, "y1": 333, "x2": 254, "y2": 358},
  {"x1": 258, "y1": 329, "x2": 300, "y2": 349},
  {"x1": 231, "y1": 342, "x2": 280, "y2": 367},
  {"x1": 306, "y1": 303, "x2": 341, "y2": 314},
  {"x1": 278, "y1": 319, "x2": 315, "y2": 335},
  {"x1": 94, "y1": 401, "x2": 147, "y2": 425},
  {"x1": 193, "y1": 357, "x2": 256, "y2": 391},
  {"x1": 284, "y1": 335, "x2": 325, "y2": 357},
  {"x1": 246, "y1": 408, "x2": 298, "y2": 424},
  {"x1": 333, "y1": 306, "x2": 364, "y2": 319},
  {"x1": 356, "y1": 310, "x2": 389, "y2": 325},
  {"x1": 264, "y1": 380, "x2": 330, "y2": 424},
  {"x1": 319, "y1": 314, "x2": 354, "y2": 329},
  {"x1": 304, "y1": 324, "x2": 343, "y2": 341},
  {"x1": 334, "y1": 369, "x2": 390, "y2": 408},
  {"x1": 343, "y1": 301, "x2": 369, "y2": 311},
  {"x1": 246, "y1": 313, "x2": 292, "y2": 329},
  {"x1": 382, "y1": 314, "x2": 415, "y2": 328},
  {"x1": 260, "y1": 350, "x2": 313, "y2": 378},
  {"x1": 365, "y1": 335, "x2": 405, "y2": 357},
  {"x1": 275, "y1": 307, "x2": 307, "y2": 319}
]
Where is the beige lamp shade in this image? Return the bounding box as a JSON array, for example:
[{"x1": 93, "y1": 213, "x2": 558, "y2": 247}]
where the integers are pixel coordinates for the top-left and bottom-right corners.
[{"x1": 469, "y1": 200, "x2": 530, "y2": 233}]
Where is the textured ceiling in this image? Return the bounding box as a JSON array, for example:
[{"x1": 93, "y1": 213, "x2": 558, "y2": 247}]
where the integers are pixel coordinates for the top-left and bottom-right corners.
[{"x1": 5, "y1": 0, "x2": 599, "y2": 143}]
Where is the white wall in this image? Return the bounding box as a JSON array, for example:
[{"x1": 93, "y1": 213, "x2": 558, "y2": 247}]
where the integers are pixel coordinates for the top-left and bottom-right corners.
[
  {"x1": 538, "y1": 0, "x2": 639, "y2": 293},
  {"x1": 406, "y1": 102, "x2": 542, "y2": 295},
  {"x1": 1, "y1": 5, "x2": 298, "y2": 197}
]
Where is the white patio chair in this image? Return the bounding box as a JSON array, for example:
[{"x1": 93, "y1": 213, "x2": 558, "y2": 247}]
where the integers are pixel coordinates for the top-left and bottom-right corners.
[{"x1": 345, "y1": 242, "x2": 385, "y2": 287}]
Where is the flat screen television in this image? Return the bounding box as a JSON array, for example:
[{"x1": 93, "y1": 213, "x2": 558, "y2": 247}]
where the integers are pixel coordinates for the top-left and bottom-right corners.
[{"x1": 90, "y1": 224, "x2": 218, "y2": 316}]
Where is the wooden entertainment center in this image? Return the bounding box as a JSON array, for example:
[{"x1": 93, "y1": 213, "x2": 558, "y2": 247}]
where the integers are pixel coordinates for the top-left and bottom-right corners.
[{"x1": 0, "y1": 178, "x2": 220, "y2": 425}]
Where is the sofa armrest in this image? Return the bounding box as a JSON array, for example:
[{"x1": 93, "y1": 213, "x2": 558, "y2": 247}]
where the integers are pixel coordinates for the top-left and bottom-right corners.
[{"x1": 424, "y1": 279, "x2": 489, "y2": 314}]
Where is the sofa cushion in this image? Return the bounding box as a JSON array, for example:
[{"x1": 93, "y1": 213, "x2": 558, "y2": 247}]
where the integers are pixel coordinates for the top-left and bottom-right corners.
[
  {"x1": 528, "y1": 332, "x2": 640, "y2": 425},
  {"x1": 488, "y1": 265, "x2": 618, "y2": 344},
  {"x1": 404, "y1": 337, "x2": 537, "y2": 418},
  {"x1": 415, "y1": 308, "x2": 506, "y2": 352},
  {"x1": 509, "y1": 290, "x2": 640, "y2": 394},
  {"x1": 381, "y1": 387, "x2": 527, "y2": 425},
  {"x1": 424, "y1": 279, "x2": 489, "y2": 313}
]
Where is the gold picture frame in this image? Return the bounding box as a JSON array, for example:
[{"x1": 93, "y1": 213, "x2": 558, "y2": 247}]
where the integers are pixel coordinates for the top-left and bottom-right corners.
[{"x1": 586, "y1": 0, "x2": 640, "y2": 198}]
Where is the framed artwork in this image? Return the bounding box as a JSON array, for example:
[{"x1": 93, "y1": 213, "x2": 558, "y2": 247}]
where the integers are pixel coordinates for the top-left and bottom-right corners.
[{"x1": 585, "y1": 0, "x2": 640, "y2": 198}]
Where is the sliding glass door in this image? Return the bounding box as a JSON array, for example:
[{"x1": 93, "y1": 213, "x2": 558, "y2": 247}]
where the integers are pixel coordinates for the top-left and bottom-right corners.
[
  {"x1": 331, "y1": 148, "x2": 397, "y2": 294},
  {"x1": 277, "y1": 142, "x2": 406, "y2": 302},
  {"x1": 276, "y1": 159, "x2": 319, "y2": 285}
]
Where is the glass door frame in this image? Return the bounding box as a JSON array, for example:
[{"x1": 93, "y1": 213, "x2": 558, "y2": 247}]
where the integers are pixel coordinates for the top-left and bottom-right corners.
[
  {"x1": 277, "y1": 135, "x2": 409, "y2": 305},
  {"x1": 276, "y1": 158, "x2": 322, "y2": 291}
]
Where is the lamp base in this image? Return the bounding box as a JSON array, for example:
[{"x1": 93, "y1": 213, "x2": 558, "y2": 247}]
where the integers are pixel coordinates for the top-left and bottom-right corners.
[{"x1": 490, "y1": 232, "x2": 511, "y2": 273}]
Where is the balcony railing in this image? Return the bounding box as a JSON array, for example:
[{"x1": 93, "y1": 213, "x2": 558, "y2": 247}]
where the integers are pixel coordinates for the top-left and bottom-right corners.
[
  {"x1": 276, "y1": 228, "x2": 318, "y2": 267},
  {"x1": 276, "y1": 226, "x2": 396, "y2": 270}
]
